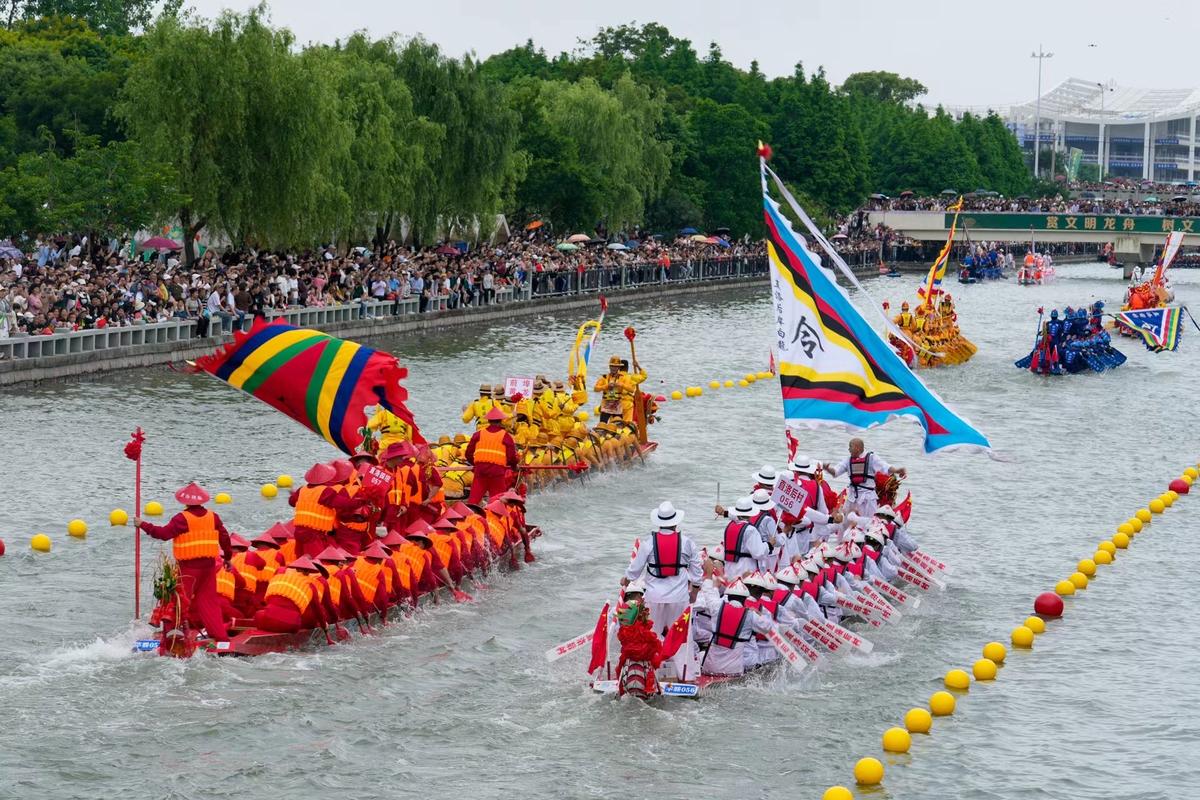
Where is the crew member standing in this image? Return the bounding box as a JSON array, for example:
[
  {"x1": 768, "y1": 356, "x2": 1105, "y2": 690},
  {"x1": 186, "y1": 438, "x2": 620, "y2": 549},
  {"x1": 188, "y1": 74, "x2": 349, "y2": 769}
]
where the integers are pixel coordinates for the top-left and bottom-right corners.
[
  {"x1": 366, "y1": 404, "x2": 413, "y2": 452},
  {"x1": 465, "y1": 407, "x2": 518, "y2": 504},
  {"x1": 825, "y1": 438, "x2": 905, "y2": 519},
  {"x1": 289, "y1": 463, "x2": 347, "y2": 557},
  {"x1": 622, "y1": 502, "x2": 703, "y2": 637},
  {"x1": 461, "y1": 384, "x2": 495, "y2": 430},
  {"x1": 594, "y1": 356, "x2": 631, "y2": 424},
  {"x1": 137, "y1": 482, "x2": 232, "y2": 643}
]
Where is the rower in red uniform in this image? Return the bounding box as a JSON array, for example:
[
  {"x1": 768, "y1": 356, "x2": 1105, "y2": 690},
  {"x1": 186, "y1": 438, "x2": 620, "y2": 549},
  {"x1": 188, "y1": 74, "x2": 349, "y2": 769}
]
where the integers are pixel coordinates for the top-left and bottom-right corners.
[
  {"x1": 329, "y1": 458, "x2": 372, "y2": 555},
  {"x1": 465, "y1": 407, "x2": 518, "y2": 505},
  {"x1": 353, "y1": 541, "x2": 395, "y2": 623},
  {"x1": 289, "y1": 463, "x2": 343, "y2": 557},
  {"x1": 315, "y1": 547, "x2": 372, "y2": 629},
  {"x1": 253, "y1": 556, "x2": 332, "y2": 637},
  {"x1": 137, "y1": 482, "x2": 233, "y2": 643},
  {"x1": 382, "y1": 441, "x2": 423, "y2": 531}
]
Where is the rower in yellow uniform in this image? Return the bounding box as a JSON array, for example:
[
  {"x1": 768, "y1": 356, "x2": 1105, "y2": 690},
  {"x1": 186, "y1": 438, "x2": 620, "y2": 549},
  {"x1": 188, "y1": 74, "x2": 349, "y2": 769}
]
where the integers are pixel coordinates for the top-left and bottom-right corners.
[
  {"x1": 619, "y1": 357, "x2": 646, "y2": 425},
  {"x1": 462, "y1": 384, "x2": 495, "y2": 430},
  {"x1": 367, "y1": 405, "x2": 413, "y2": 451},
  {"x1": 552, "y1": 380, "x2": 578, "y2": 435},
  {"x1": 892, "y1": 301, "x2": 913, "y2": 331}
]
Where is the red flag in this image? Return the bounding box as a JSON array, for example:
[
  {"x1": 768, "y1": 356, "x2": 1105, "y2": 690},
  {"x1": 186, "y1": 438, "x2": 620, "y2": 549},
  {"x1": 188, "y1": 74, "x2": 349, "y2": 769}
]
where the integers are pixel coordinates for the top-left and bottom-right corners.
[
  {"x1": 896, "y1": 492, "x2": 913, "y2": 523},
  {"x1": 768, "y1": 347, "x2": 776, "y2": 375},
  {"x1": 660, "y1": 606, "x2": 691, "y2": 661},
  {"x1": 586, "y1": 603, "x2": 610, "y2": 675}
]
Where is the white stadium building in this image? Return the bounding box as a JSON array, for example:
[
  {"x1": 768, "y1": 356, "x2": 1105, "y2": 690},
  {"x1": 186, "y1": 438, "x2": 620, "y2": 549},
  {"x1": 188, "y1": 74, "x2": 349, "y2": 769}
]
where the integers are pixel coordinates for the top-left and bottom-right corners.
[{"x1": 952, "y1": 78, "x2": 1200, "y2": 183}]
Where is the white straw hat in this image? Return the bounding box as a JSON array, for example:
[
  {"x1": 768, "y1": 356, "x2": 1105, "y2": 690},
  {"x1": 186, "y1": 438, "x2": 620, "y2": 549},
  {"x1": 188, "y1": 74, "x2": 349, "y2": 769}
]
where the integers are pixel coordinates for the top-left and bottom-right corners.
[
  {"x1": 751, "y1": 465, "x2": 779, "y2": 486},
  {"x1": 651, "y1": 501, "x2": 684, "y2": 527}
]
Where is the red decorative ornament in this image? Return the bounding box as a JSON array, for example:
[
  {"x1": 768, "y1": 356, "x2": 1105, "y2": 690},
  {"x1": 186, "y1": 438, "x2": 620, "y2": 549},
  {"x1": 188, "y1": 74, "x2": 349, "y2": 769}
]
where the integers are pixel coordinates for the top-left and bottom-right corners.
[
  {"x1": 124, "y1": 428, "x2": 145, "y2": 461},
  {"x1": 624, "y1": 327, "x2": 636, "y2": 342},
  {"x1": 756, "y1": 140, "x2": 773, "y2": 161},
  {"x1": 510, "y1": 392, "x2": 523, "y2": 402}
]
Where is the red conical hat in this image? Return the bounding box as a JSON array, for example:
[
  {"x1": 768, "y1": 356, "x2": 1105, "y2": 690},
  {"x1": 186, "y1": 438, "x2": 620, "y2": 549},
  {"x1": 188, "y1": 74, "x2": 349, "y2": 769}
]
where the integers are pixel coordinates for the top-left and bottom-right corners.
[
  {"x1": 484, "y1": 406, "x2": 509, "y2": 421},
  {"x1": 486, "y1": 500, "x2": 510, "y2": 517},
  {"x1": 431, "y1": 517, "x2": 458, "y2": 530},
  {"x1": 441, "y1": 505, "x2": 465, "y2": 520},
  {"x1": 404, "y1": 520, "x2": 434, "y2": 540},
  {"x1": 329, "y1": 459, "x2": 354, "y2": 483},
  {"x1": 304, "y1": 463, "x2": 336, "y2": 485},
  {"x1": 251, "y1": 531, "x2": 279, "y2": 547},
  {"x1": 287, "y1": 555, "x2": 318, "y2": 572},
  {"x1": 229, "y1": 533, "x2": 251, "y2": 550},
  {"x1": 175, "y1": 482, "x2": 210, "y2": 505},
  {"x1": 498, "y1": 490, "x2": 526, "y2": 505},
  {"x1": 451, "y1": 502, "x2": 474, "y2": 517},
  {"x1": 265, "y1": 522, "x2": 291, "y2": 541},
  {"x1": 315, "y1": 546, "x2": 347, "y2": 563},
  {"x1": 349, "y1": 451, "x2": 378, "y2": 463},
  {"x1": 363, "y1": 541, "x2": 389, "y2": 559},
  {"x1": 382, "y1": 441, "x2": 418, "y2": 462},
  {"x1": 379, "y1": 530, "x2": 406, "y2": 547}
]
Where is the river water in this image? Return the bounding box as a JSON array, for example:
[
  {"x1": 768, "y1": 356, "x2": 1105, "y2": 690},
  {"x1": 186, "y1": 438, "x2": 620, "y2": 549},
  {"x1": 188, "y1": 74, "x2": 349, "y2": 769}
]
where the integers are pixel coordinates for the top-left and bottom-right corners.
[{"x1": 2, "y1": 264, "x2": 1199, "y2": 799}]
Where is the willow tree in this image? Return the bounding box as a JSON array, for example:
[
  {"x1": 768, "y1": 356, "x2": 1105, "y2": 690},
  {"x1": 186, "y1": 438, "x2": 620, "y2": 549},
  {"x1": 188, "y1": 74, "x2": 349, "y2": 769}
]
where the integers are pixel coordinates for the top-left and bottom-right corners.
[{"x1": 117, "y1": 6, "x2": 348, "y2": 262}]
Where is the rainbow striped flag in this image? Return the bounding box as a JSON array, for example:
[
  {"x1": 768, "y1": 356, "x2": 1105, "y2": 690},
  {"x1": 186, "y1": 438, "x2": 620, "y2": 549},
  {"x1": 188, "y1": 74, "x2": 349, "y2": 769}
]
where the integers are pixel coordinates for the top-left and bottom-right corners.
[
  {"x1": 762, "y1": 163, "x2": 993, "y2": 456},
  {"x1": 917, "y1": 198, "x2": 963, "y2": 305},
  {"x1": 1113, "y1": 306, "x2": 1184, "y2": 353},
  {"x1": 195, "y1": 319, "x2": 422, "y2": 453}
]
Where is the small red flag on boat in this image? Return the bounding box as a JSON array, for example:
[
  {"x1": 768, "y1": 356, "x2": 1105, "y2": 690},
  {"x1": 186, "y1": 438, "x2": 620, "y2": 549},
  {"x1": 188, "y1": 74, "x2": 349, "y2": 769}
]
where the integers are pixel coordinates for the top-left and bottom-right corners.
[
  {"x1": 586, "y1": 603, "x2": 610, "y2": 675},
  {"x1": 660, "y1": 607, "x2": 691, "y2": 661},
  {"x1": 895, "y1": 492, "x2": 913, "y2": 523},
  {"x1": 768, "y1": 348, "x2": 776, "y2": 375}
]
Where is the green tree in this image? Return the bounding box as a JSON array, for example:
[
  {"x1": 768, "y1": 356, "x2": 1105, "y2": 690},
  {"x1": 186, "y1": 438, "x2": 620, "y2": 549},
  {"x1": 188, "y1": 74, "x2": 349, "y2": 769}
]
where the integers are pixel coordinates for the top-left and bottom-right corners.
[
  {"x1": 687, "y1": 98, "x2": 769, "y2": 237},
  {"x1": 117, "y1": 6, "x2": 349, "y2": 262},
  {"x1": 840, "y1": 71, "x2": 927, "y2": 104}
]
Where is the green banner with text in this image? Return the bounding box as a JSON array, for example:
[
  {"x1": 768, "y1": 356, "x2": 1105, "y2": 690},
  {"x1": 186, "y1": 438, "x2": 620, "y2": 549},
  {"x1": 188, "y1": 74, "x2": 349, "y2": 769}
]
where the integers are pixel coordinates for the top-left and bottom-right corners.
[{"x1": 947, "y1": 213, "x2": 1200, "y2": 234}]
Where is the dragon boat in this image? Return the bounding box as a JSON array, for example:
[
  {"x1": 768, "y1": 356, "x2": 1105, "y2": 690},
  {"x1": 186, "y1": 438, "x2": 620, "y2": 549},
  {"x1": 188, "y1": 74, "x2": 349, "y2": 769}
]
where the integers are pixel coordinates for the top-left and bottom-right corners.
[{"x1": 1015, "y1": 304, "x2": 1126, "y2": 375}]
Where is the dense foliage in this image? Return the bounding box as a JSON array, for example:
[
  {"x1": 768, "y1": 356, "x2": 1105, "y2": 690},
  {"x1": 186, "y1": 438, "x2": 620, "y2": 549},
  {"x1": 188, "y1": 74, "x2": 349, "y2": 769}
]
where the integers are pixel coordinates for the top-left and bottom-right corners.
[{"x1": 0, "y1": 12, "x2": 1033, "y2": 259}]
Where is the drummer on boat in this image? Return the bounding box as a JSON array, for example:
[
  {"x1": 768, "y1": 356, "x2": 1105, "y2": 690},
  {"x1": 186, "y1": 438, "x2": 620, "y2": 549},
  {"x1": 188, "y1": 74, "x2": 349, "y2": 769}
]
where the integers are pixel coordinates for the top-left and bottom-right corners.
[{"x1": 622, "y1": 502, "x2": 703, "y2": 638}]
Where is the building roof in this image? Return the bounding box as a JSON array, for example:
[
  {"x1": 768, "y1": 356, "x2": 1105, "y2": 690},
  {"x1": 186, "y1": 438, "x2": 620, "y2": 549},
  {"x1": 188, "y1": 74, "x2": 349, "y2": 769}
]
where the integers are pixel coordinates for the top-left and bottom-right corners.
[{"x1": 1007, "y1": 78, "x2": 1200, "y2": 123}]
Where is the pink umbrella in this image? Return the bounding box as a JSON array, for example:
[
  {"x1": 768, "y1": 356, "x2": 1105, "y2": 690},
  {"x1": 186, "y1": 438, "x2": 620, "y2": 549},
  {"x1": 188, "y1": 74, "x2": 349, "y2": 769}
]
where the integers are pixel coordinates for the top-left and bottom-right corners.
[
  {"x1": 141, "y1": 237, "x2": 180, "y2": 250},
  {"x1": 435, "y1": 246, "x2": 460, "y2": 255},
  {"x1": 831, "y1": 233, "x2": 849, "y2": 240}
]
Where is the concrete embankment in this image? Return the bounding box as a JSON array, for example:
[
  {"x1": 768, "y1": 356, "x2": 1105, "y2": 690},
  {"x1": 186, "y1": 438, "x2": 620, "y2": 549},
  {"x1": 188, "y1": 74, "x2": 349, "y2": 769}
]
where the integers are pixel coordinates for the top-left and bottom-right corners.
[{"x1": 0, "y1": 275, "x2": 769, "y2": 388}]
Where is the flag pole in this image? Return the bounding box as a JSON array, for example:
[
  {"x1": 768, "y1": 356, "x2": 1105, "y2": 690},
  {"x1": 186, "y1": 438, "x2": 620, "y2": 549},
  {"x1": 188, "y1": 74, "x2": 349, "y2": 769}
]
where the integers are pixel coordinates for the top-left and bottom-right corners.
[{"x1": 125, "y1": 428, "x2": 145, "y2": 620}]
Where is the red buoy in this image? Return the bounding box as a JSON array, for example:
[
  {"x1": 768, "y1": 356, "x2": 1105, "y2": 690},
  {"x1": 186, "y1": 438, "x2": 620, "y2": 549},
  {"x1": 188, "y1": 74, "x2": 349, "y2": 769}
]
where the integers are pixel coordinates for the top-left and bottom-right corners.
[
  {"x1": 1034, "y1": 591, "x2": 1064, "y2": 617},
  {"x1": 1170, "y1": 478, "x2": 1190, "y2": 495},
  {"x1": 0, "y1": 538, "x2": 5, "y2": 556}
]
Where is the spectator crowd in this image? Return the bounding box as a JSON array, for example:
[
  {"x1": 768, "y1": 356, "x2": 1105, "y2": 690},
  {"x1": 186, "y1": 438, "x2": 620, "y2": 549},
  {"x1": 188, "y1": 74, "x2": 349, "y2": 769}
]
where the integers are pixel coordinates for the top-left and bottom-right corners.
[{"x1": 0, "y1": 230, "x2": 764, "y2": 339}]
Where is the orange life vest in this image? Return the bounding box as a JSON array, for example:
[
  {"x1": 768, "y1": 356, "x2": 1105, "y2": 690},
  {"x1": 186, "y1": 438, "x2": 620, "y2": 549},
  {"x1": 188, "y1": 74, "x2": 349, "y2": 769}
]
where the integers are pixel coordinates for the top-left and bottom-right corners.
[
  {"x1": 353, "y1": 557, "x2": 383, "y2": 603},
  {"x1": 277, "y1": 539, "x2": 297, "y2": 564},
  {"x1": 293, "y1": 485, "x2": 336, "y2": 532},
  {"x1": 216, "y1": 568, "x2": 236, "y2": 600},
  {"x1": 473, "y1": 427, "x2": 509, "y2": 466},
  {"x1": 264, "y1": 568, "x2": 314, "y2": 613},
  {"x1": 173, "y1": 509, "x2": 221, "y2": 561},
  {"x1": 484, "y1": 513, "x2": 508, "y2": 549},
  {"x1": 388, "y1": 464, "x2": 419, "y2": 507},
  {"x1": 397, "y1": 542, "x2": 430, "y2": 586},
  {"x1": 338, "y1": 483, "x2": 370, "y2": 533},
  {"x1": 326, "y1": 572, "x2": 343, "y2": 606},
  {"x1": 240, "y1": 549, "x2": 278, "y2": 584},
  {"x1": 429, "y1": 533, "x2": 457, "y2": 571}
]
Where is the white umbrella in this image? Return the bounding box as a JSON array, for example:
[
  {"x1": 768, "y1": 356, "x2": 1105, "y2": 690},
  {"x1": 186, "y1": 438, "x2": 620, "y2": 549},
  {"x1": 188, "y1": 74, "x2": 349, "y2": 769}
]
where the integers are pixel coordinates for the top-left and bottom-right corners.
[{"x1": 606, "y1": 243, "x2": 628, "y2": 250}]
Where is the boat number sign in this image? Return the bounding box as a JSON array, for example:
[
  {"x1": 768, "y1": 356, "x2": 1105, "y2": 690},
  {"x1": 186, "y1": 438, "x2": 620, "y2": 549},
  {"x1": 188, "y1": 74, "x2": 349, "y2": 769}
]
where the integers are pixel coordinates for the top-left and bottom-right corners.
[
  {"x1": 771, "y1": 476, "x2": 810, "y2": 516},
  {"x1": 505, "y1": 377, "x2": 535, "y2": 400}
]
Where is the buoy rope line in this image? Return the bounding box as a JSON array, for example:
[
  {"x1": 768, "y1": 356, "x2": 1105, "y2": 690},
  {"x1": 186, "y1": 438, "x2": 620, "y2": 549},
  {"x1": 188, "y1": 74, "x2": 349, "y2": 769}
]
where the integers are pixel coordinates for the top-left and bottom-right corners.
[
  {"x1": 667, "y1": 369, "x2": 776, "y2": 399},
  {"x1": 821, "y1": 468, "x2": 1196, "y2": 800}
]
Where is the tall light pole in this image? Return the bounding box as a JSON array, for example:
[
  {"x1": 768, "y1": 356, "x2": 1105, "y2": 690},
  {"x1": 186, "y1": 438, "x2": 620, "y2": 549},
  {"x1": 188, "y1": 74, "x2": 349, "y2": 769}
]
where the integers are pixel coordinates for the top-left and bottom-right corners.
[
  {"x1": 1097, "y1": 81, "x2": 1107, "y2": 180},
  {"x1": 1032, "y1": 45, "x2": 1054, "y2": 178}
]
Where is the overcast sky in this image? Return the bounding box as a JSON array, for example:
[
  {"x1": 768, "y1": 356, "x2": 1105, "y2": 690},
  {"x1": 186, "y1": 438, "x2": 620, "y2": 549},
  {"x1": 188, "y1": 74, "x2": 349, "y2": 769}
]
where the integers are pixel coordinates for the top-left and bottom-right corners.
[{"x1": 183, "y1": 0, "x2": 1197, "y2": 108}]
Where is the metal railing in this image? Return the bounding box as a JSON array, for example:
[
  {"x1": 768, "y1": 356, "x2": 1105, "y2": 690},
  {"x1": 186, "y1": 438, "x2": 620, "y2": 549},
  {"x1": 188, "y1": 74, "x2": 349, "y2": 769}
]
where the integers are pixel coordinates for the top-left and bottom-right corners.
[{"x1": 529, "y1": 256, "x2": 768, "y2": 297}]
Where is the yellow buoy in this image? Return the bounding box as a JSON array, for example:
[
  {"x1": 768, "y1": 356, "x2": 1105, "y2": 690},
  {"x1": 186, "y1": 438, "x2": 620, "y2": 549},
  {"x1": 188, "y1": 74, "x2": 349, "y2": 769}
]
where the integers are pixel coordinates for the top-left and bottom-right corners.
[
  {"x1": 1186, "y1": 467, "x2": 1198, "y2": 479},
  {"x1": 983, "y1": 642, "x2": 1007, "y2": 663},
  {"x1": 144, "y1": 501, "x2": 163, "y2": 516},
  {"x1": 215, "y1": 492, "x2": 232, "y2": 504},
  {"x1": 944, "y1": 669, "x2": 970, "y2": 690},
  {"x1": 1112, "y1": 532, "x2": 1130, "y2": 549},
  {"x1": 109, "y1": 509, "x2": 129, "y2": 526},
  {"x1": 744, "y1": 373, "x2": 757, "y2": 383},
  {"x1": 929, "y1": 691, "x2": 956, "y2": 716},
  {"x1": 854, "y1": 757, "x2": 884, "y2": 786},
  {"x1": 724, "y1": 380, "x2": 735, "y2": 388},
  {"x1": 1011, "y1": 625, "x2": 1035, "y2": 647},
  {"x1": 261, "y1": 484, "x2": 278, "y2": 498},
  {"x1": 1024, "y1": 616, "x2": 1045, "y2": 634},
  {"x1": 738, "y1": 380, "x2": 750, "y2": 387},
  {"x1": 670, "y1": 390, "x2": 683, "y2": 400},
  {"x1": 277, "y1": 474, "x2": 294, "y2": 488},
  {"x1": 575, "y1": 410, "x2": 590, "y2": 422},
  {"x1": 1117, "y1": 522, "x2": 1134, "y2": 536},
  {"x1": 1069, "y1": 572, "x2": 1088, "y2": 589},
  {"x1": 1183, "y1": 474, "x2": 1194, "y2": 486},
  {"x1": 1094, "y1": 549, "x2": 1113, "y2": 565},
  {"x1": 1055, "y1": 579, "x2": 1076, "y2": 596},
  {"x1": 1149, "y1": 498, "x2": 1165, "y2": 514},
  {"x1": 594, "y1": 405, "x2": 601, "y2": 414},
  {"x1": 822, "y1": 787, "x2": 853, "y2": 800},
  {"x1": 709, "y1": 381, "x2": 721, "y2": 389},
  {"x1": 67, "y1": 520, "x2": 88, "y2": 538},
  {"x1": 31, "y1": 534, "x2": 51, "y2": 552},
  {"x1": 1167, "y1": 490, "x2": 1179, "y2": 503},
  {"x1": 1128, "y1": 517, "x2": 1143, "y2": 533},
  {"x1": 1077, "y1": 558, "x2": 1097, "y2": 577},
  {"x1": 882, "y1": 727, "x2": 912, "y2": 753},
  {"x1": 904, "y1": 707, "x2": 933, "y2": 734},
  {"x1": 1098, "y1": 541, "x2": 1116, "y2": 556},
  {"x1": 1136, "y1": 508, "x2": 1152, "y2": 523},
  {"x1": 973, "y1": 658, "x2": 998, "y2": 681},
  {"x1": 757, "y1": 371, "x2": 773, "y2": 379}
]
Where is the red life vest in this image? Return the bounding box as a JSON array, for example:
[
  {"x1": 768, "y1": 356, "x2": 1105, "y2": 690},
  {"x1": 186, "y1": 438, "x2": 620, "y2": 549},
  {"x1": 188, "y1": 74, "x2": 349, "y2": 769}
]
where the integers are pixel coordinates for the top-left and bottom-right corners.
[
  {"x1": 797, "y1": 580, "x2": 819, "y2": 600},
  {"x1": 848, "y1": 559, "x2": 865, "y2": 579},
  {"x1": 849, "y1": 453, "x2": 873, "y2": 487},
  {"x1": 758, "y1": 596, "x2": 778, "y2": 617},
  {"x1": 748, "y1": 510, "x2": 775, "y2": 529},
  {"x1": 770, "y1": 587, "x2": 795, "y2": 613},
  {"x1": 712, "y1": 602, "x2": 751, "y2": 648},
  {"x1": 795, "y1": 477, "x2": 818, "y2": 517},
  {"x1": 723, "y1": 521, "x2": 753, "y2": 562},
  {"x1": 647, "y1": 530, "x2": 684, "y2": 579}
]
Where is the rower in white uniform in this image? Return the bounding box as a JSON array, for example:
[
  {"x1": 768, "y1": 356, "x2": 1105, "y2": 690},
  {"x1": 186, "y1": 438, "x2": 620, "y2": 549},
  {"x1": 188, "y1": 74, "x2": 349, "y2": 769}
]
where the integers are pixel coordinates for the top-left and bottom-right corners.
[
  {"x1": 714, "y1": 497, "x2": 772, "y2": 580},
  {"x1": 825, "y1": 438, "x2": 905, "y2": 519},
  {"x1": 696, "y1": 578, "x2": 773, "y2": 677}
]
